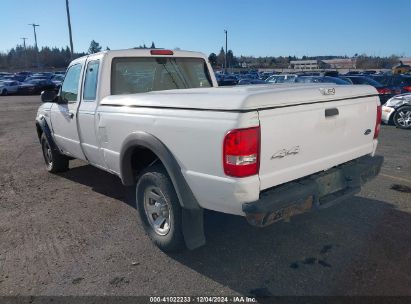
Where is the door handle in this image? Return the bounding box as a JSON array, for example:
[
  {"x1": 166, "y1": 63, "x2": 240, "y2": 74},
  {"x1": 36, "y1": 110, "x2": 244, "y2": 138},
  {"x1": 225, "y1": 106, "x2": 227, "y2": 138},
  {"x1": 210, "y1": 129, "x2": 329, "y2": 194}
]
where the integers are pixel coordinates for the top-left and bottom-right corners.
[
  {"x1": 325, "y1": 108, "x2": 339, "y2": 117},
  {"x1": 68, "y1": 111, "x2": 75, "y2": 119}
]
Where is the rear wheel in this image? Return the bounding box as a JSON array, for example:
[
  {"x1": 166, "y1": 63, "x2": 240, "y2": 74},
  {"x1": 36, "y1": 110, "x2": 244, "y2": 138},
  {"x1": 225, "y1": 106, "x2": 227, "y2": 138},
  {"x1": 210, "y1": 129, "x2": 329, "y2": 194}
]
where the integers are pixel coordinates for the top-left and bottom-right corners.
[
  {"x1": 40, "y1": 133, "x2": 69, "y2": 173},
  {"x1": 393, "y1": 106, "x2": 411, "y2": 129},
  {"x1": 136, "y1": 164, "x2": 185, "y2": 252}
]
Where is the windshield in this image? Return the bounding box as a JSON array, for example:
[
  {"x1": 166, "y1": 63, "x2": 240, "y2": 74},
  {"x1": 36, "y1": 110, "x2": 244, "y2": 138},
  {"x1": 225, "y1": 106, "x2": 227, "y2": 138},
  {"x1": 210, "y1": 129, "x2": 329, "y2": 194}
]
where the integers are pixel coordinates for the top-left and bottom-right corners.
[{"x1": 111, "y1": 57, "x2": 212, "y2": 95}]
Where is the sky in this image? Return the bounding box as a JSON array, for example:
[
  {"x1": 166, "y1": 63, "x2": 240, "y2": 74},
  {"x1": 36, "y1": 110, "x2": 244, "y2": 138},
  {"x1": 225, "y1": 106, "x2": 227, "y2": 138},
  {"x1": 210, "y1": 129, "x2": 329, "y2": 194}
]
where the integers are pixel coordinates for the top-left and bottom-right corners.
[{"x1": 1, "y1": 0, "x2": 410, "y2": 58}]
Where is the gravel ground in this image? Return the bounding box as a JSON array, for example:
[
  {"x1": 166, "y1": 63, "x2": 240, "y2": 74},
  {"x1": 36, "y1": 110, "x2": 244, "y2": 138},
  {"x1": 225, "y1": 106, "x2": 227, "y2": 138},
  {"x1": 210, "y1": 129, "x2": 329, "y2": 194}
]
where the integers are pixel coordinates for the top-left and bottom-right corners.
[{"x1": 0, "y1": 95, "x2": 410, "y2": 297}]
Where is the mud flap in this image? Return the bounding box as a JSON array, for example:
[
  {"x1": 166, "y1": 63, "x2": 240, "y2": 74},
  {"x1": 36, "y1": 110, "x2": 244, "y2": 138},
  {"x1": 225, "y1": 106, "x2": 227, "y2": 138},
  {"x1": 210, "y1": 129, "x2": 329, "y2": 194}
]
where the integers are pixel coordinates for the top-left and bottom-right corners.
[{"x1": 182, "y1": 208, "x2": 205, "y2": 250}]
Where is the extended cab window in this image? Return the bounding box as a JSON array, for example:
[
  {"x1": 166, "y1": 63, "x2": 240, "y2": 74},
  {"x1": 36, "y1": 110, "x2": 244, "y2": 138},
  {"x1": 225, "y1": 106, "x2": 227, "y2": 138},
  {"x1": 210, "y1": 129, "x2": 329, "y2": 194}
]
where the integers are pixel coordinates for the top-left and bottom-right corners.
[
  {"x1": 83, "y1": 60, "x2": 100, "y2": 100},
  {"x1": 61, "y1": 64, "x2": 82, "y2": 102},
  {"x1": 111, "y1": 57, "x2": 212, "y2": 95}
]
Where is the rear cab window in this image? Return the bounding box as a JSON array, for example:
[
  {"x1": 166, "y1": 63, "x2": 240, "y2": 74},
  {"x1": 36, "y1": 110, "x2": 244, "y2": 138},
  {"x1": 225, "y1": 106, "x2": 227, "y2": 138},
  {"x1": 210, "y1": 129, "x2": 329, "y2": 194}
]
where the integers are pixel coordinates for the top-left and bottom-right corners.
[{"x1": 111, "y1": 57, "x2": 212, "y2": 95}]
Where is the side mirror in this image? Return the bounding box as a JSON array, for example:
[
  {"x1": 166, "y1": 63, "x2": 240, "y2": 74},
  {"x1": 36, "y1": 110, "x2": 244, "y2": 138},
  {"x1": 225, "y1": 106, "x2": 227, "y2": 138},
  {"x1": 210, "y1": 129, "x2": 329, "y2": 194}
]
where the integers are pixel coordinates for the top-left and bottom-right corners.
[{"x1": 41, "y1": 90, "x2": 57, "y2": 103}]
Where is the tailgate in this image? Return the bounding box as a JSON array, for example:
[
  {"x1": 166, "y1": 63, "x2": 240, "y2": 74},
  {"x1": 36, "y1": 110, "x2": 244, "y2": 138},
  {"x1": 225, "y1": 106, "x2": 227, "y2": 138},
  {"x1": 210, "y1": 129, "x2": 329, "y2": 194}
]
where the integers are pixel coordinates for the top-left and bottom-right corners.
[{"x1": 258, "y1": 95, "x2": 379, "y2": 190}]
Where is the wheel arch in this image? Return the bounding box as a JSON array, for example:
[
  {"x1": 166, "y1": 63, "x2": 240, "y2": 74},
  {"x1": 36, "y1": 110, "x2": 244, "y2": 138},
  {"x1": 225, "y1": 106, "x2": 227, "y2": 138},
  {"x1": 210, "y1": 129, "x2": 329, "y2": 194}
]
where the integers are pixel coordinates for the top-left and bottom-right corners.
[
  {"x1": 35, "y1": 116, "x2": 58, "y2": 150},
  {"x1": 120, "y1": 131, "x2": 205, "y2": 250}
]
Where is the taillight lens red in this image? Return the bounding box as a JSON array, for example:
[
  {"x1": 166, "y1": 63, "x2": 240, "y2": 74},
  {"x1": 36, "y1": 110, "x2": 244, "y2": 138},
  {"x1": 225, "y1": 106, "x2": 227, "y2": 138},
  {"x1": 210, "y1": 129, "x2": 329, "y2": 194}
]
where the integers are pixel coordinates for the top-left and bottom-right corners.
[
  {"x1": 403, "y1": 86, "x2": 411, "y2": 92},
  {"x1": 223, "y1": 126, "x2": 260, "y2": 177},
  {"x1": 377, "y1": 88, "x2": 392, "y2": 95},
  {"x1": 374, "y1": 105, "x2": 382, "y2": 139}
]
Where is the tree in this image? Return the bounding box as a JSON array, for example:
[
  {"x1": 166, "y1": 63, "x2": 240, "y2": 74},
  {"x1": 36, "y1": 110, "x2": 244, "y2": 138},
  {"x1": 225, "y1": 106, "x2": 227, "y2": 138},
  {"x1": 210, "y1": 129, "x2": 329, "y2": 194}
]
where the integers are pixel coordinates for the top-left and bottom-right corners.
[
  {"x1": 226, "y1": 50, "x2": 237, "y2": 68},
  {"x1": 208, "y1": 53, "x2": 217, "y2": 67},
  {"x1": 105, "y1": 46, "x2": 110, "y2": 51},
  {"x1": 150, "y1": 42, "x2": 156, "y2": 49},
  {"x1": 217, "y1": 47, "x2": 225, "y2": 68},
  {"x1": 88, "y1": 40, "x2": 102, "y2": 54}
]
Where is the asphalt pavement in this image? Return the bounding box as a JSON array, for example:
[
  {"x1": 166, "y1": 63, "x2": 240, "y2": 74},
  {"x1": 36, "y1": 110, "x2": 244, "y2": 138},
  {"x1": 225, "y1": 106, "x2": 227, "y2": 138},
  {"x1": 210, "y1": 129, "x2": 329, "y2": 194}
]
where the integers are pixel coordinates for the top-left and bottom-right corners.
[{"x1": 0, "y1": 95, "x2": 410, "y2": 297}]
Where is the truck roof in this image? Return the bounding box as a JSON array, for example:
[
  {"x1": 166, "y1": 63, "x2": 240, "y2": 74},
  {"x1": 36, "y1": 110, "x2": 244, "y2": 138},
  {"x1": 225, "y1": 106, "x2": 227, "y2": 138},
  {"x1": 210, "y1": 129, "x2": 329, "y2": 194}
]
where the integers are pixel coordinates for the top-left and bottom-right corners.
[{"x1": 73, "y1": 48, "x2": 208, "y2": 63}]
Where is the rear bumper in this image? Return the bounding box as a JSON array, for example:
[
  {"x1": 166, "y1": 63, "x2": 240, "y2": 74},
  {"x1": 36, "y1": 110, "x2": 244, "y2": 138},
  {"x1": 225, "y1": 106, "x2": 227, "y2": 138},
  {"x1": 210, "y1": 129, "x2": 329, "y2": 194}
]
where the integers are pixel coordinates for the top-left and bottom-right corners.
[{"x1": 242, "y1": 155, "x2": 384, "y2": 227}]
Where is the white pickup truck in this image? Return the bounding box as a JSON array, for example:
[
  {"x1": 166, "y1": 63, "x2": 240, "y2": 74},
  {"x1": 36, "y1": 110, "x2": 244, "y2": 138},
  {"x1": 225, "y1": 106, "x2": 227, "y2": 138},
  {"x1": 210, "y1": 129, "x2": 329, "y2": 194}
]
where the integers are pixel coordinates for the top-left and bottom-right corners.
[{"x1": 36, "y1": 49, "x2": 383, "y2": 251}]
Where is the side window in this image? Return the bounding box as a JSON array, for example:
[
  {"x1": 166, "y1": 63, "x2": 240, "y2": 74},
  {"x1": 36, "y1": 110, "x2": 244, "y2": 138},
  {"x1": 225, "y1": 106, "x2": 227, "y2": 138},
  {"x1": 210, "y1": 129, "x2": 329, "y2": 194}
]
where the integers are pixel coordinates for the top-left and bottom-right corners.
[
  {"x1": 276, "y1": 76, "x2": 286, "y2": 83},
  {"x1": 61, "y1": 64, "x2": 82, "y2": 102},
  {"x1": 83, "y1": 60, "x2": 100, "y2": 101}
]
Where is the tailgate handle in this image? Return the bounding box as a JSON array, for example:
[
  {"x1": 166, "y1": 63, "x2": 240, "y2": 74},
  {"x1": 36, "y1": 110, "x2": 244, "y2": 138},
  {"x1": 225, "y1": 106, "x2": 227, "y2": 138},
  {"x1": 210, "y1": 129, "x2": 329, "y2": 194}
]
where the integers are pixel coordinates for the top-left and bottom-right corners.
[{"x1": 325, "y1": 108, "x2": 339, "y2": 117}]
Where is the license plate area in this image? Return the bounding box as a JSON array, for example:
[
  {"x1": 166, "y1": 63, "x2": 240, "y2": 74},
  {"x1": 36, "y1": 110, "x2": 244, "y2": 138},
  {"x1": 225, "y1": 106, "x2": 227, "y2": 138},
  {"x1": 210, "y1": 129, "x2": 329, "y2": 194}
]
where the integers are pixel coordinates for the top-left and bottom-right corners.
[{"x1": 315, "y1": 169, "x2": 347, "y2": 198}]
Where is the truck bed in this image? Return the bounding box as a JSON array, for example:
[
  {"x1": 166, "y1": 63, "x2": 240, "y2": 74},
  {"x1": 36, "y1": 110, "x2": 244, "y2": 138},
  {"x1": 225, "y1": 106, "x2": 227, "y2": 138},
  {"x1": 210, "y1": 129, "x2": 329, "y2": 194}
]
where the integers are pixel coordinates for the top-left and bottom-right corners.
[{"x1": 100, "y1": 83, "x2": 378, "y2": 112}]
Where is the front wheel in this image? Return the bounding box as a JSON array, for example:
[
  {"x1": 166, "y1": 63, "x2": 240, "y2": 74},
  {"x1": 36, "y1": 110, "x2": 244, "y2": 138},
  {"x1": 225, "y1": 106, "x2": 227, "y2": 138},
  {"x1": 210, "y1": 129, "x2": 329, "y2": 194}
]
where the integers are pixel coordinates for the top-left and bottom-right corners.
[
  {"x1": 40, "y1": 133, "x2": 69, "y2": 173},
  {"x1": 393, "y1": 106, "x2": 411, "y2": 129},
  {"x1": 1, "y1": 89, "x2": 7, "y2": 96},
  {"x1": 136, "y1": 164, "x2": 185, "y2": 252}
]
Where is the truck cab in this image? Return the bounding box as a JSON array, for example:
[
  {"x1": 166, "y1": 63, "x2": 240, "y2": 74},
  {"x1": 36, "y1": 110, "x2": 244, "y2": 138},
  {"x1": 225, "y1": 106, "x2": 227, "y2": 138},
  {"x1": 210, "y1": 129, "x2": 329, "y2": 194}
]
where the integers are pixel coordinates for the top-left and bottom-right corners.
[{"x1": 41, "y1": 49, "x2": 217, "y2": 169}]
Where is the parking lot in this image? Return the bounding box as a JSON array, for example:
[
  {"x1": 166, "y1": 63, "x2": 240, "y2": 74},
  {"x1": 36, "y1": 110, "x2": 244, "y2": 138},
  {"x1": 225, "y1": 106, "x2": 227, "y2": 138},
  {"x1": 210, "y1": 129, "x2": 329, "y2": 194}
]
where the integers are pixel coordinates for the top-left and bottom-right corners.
[{"x1": 0, "y1": 95, "x2": 410, "y2": 296}]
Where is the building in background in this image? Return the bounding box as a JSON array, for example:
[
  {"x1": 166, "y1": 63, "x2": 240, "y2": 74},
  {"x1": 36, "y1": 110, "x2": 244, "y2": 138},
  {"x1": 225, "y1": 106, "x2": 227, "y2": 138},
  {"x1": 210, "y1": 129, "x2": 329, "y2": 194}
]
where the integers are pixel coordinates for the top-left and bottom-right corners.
[
  {"x1": 289, "y1": 58, "x2": 356, "y2": 70},
  {"x1": 399, "y1": 57, "x2": 411, "y2": 65},
  {"x1": 289, "y1": 60, "x2": 330, "y2": 70},
  {"x1": 322, "y1": 58, "x2": 356, "y2": 69}
]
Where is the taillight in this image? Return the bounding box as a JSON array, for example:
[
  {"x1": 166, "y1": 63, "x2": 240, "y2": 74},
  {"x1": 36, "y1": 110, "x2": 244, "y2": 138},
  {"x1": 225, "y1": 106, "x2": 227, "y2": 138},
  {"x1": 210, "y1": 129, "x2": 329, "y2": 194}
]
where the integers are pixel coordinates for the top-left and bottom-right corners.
[
  {"x1": 403, "y1": 86, "x2": 411, "y2": 92},
  {"x1": 377, "y1": 88, "x2": 391, "y2": 95},
  {"x1": 223, "y1": 126, "x2": 260, "y2": 177},
  {"x1": 150, "y1": 50, "x2": 174, "y2": 55},
  {"x1": 374, "y1": 105, "x2": 382, "y2": 139}
]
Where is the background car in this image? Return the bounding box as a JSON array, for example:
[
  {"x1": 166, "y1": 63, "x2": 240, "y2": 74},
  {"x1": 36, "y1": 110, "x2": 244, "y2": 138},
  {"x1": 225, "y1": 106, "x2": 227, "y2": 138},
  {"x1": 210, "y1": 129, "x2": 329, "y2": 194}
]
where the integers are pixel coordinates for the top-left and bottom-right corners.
[
  {"x1": 341, "y1": 75, "x2": 394, "y2": 104},
  {"x1": 31, "y1": 72, "x2": 54, "y2": 80},
  {"x1": 0, "y1": 80, "x2": 19, "y2": 95},
  {"x1": 294, "y1": 76, "x2": 350, "y2": 85},
  {"x1": 382, "y1": 93, "x2": 411, "y2": 129},
  {"x1": 265, "y1": 74, "x2": 297, "y2": 83},
  {"x1": 369, "y1": 74, "x2": 411, "y2": 94},
  {"x1": 0, "y1": 72, "x2": 13, "y2": 79},
  {"x1": 13, "y1": 71, "x2": 32, "y2": 82},
  {"x1": 215, "y1": 74, "x2": 238, "y2": 86},
  {"x1": 259, "y1": 72, "x2": 274, "y2": 80},
  {"x1": 23, "y1": 79, "x2": 56, "y2": 94},
  {"x1": 17, "y1": 82, "x2": 36, "y2": 95},
  {"x1": 237, "y1": 79, "x2": 266, "y2": 85},
  {"x1": 51, "y1": 74, "x2": 65, "y2": 89}
]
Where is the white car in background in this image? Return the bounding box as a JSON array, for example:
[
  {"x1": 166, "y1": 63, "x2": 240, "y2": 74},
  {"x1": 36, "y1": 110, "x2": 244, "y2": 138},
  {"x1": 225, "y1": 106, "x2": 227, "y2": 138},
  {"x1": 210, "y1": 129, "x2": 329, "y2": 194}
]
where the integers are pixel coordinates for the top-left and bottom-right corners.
[
  {"x1": 265, "y1": 74, "x2": 297, "y2": 83},
  {"x1": 382, "y1": 93, "x2": 411, "y2": 129},
  {"x1": 0, "y1": 80, "x2": 19, "y2": 95}
]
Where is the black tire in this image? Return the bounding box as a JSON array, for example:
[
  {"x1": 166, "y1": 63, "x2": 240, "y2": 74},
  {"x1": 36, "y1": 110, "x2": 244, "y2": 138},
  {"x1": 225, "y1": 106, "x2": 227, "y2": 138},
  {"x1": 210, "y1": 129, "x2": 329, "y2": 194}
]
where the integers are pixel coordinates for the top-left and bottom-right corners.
[
  {"x1": 40, "y1": 133, "x2": 69, "y2": 173},
  {"x1": 136, "y1": 164, "x2": 185, "y2": 252},
  {"x1": 393, "y1": 106, "x2": 411, "y2": 130},
  {"x1": 1, "y1": 89, "x2": 7, "y2": 96}
]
